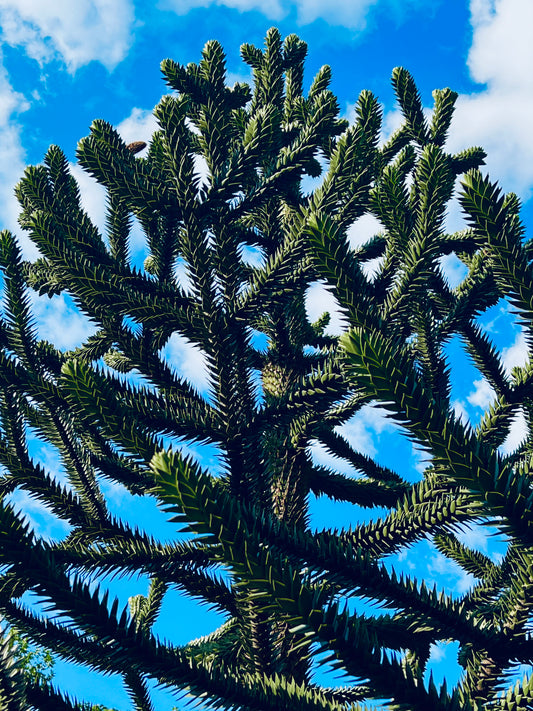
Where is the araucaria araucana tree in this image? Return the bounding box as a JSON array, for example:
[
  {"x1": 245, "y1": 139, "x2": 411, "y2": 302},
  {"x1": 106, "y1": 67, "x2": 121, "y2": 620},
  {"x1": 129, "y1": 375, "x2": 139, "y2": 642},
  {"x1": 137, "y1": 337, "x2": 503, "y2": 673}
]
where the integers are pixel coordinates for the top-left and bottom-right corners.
[{"x1": 0, "y1": 27, "x2": 531, "y2": 711}]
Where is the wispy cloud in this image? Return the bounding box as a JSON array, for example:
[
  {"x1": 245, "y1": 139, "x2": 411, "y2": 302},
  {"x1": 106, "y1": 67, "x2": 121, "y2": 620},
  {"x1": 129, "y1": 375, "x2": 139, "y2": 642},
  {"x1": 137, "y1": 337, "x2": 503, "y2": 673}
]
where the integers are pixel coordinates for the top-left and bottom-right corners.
[
  {"x1": 0, "y1": 0, "x2": 135, "y2": 72},
  {"x1": 0, "y1": 1, "x2": 137, "y2": 261},
  {"x1": 456, "y1": 522, "x2": 490, "y2": 552},
  {"x1": 411, "y1": 444, "x2": 432, "y2": 475},
  {"x1": 428, "y1": 552, "x2": 475, "y2": 594},
  {"x1": 308, "y1": 439, "x2": 358, "y2": 475},
  {"x1": 161, "y1": 0, "x2": 285, "y2": 21},
  {"x1": 69, "y1": 104, "x2": 159, "y2": 261},
  {"x1": 345, "y1": 214, "x2": 385, "y2": 279},
  {"x1": 439, "y1": 253, "x2": 468, "y2": 288},
  {"x1": 295, "y1": 0, "x2": 379, "y2": 27},
  {"x1": 428, "y1": 641, "x2": 447, "y2": 663},
  {"x1": 27, "y1": 434, "x2": 71, "y2": 490},
  {"x1": 162, "y1": 0, "x2": 380, "y2": 28},
  {"x1": 456, "y1": 523, "x2": 506, "y2": 562}
]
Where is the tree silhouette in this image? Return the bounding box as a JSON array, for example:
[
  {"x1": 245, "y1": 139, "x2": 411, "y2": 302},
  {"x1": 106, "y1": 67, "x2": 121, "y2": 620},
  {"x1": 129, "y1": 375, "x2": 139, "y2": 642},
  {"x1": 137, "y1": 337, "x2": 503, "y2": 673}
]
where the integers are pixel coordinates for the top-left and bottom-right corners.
[{"x1": 0, "y1": 27, "x2": 531, "y2": 711}]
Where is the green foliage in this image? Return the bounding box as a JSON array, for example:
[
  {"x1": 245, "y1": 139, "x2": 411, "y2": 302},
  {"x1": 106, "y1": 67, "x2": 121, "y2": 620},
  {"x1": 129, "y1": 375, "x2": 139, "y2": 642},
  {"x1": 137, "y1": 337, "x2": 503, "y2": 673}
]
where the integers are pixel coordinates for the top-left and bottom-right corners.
[
  {"x1": 0, "y1": 26, "x2": 530, "y2": 711},
  {"x1": 6, "y1": 628, "x2": 55, "y2": 685},
  {"x1": 0, "y1": 624, "x2": 54, "y2": 709}
]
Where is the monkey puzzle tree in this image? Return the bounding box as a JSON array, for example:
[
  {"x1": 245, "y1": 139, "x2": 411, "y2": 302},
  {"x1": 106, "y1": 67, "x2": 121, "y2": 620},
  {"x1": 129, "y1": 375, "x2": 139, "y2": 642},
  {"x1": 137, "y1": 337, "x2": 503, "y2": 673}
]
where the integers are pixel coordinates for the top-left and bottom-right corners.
[{"x1": 0, "y1": 26, "x2": 532, "y2": 711}]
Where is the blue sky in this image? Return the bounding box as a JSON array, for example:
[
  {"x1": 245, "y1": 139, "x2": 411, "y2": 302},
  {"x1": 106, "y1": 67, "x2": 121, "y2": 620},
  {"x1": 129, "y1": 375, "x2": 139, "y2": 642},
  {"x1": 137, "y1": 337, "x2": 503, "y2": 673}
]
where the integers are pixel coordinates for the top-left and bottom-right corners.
[{"x1": 0, "y1": 0, "x2": 532, "y2": 708}]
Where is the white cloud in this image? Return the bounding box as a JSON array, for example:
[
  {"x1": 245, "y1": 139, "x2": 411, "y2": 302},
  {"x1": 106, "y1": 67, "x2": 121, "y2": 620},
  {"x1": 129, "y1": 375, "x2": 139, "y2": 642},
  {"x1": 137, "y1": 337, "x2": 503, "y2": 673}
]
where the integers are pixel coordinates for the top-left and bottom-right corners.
[
  {"x1": 338, "y1": 403, "x2": 397, "y2": 458},
  {"x1": 159, "y1": 333, "x2": 212, "y2": 395},
  {"x1": 194, "y1": 154, "x2": 210, "y2": 188},
  {"x1": 117, "y1": 107, "x2": 158, "y2": 148},
  {"x1": 0, "y1": 0, "x2": 135, "y2": 71},
  {"x1": 443, "y1": 191, "x2": 469, "y2": 235},
  {"x1": 0, "y1": 52, "x2": 28, "y2": 249},
  {"x1": 163, "y1": 0, "x2": 381, "y2": 28},
  {"x1": 308, "y1": 439, "x2": 358, "y2": 474},
  {"x1": 305, "y1": 281, "x2": 348, "y2": 335},
  {"x1": 378, "y1": 2, "x2": 533, "y2": 198},
  {"x1": 467, "y1": 378, "x2": 496, "y2": 409},
  {"x1": 380, "y1": 107, "x2": 403, "y2": 144},
  {"x1": 428, "y1": 641, "x2": 447, "y2": 663},
  {"x1": 467, "y1": 0, "x2": 533, "y2": 91},
  {"x1": 457, "y1": 524, "x2": 506, "y2": 562},
  {"x1": 453, "y1": 399, "x2": 470, "y2": 424},
  {"x1": 499, "y1": 408, "x2": 528, "y2": 455},
  {"x1": 428, "y1": 552, "x2": 475, "y2": 594},
  {"x1": 174, "y1": 258, "x2": 195, "y2": 294},
  {"x1": 116, "y1": 106, "x2": 211, "y2": 256},
  {"x1": 92, "y1": 107, "x2": 157, "y2": 257},
  {"x1": 99, "y1": 477, "x2": 131, "y2": 509},
  {"x1": 346, "y1": 214, "x2": 383, "y2": 249},
  {"x1": 28, "y1": 291, "x2": 98, "y2": 351},
  {"x1": 162, "y1": 0, "x2": 284, "y2": 20},
  {"x1": 309, "y1": 404, "x2": 397, "y2": 473},
  {"x1": 446, "y1": 0, "x2": 533, "y2": 198},
  {"x1": 0, "y1": 2, "x2": 137, "y2": 261},
  {"x1": 239, "y1": 244, "x2": 266, "y2": 269},
  {"x1": 502, "y1": 329, "x2": 529, "y2": 374},
  {"x1": 26, "y1": 434, "x2": 71, "y2": 489},
  {"x1": 72, "y1": 102, "x2": 160, "y2": 256},
  {"x1": 69, "y1": 163, "x2": 108, "y2": 234},
  {"x1": 5, "y1": 488, "x2": 71, "y2": 541},
  {"x1": 412, "y1": 444, "x2": 432, "y2": 475},
  {"x1": 456, "y1": 521, "x2": 490, "y2": 552},
  {"x1": 72, "y1": 103, "x2": 158, "y2": 261},
  {"x1": 361, "y1": 257, "x2": 383, "y2": 280},
  {"x1": 295, "y1": 0, "x2": 378, "y2": 28},
  {"x1": 117, "y1": 106, "x2": 210, "y2": 187},
  {"x1": 69, "y1": 164, "x2": 150, "y2": 261}
]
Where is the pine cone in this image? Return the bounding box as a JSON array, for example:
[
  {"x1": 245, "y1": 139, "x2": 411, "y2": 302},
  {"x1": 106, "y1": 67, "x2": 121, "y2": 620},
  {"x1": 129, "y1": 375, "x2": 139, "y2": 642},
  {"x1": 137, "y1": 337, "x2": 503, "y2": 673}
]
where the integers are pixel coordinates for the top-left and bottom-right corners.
[{"x1": 126, "y1": 141, "x2": 147, "y2": 154}]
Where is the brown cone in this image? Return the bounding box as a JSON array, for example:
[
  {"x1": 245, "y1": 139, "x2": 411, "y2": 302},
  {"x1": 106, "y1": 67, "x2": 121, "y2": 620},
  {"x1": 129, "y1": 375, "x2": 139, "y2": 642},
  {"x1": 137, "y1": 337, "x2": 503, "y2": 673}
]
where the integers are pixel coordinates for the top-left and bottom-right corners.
[{"x1": 126, "y1": 141, "x2": 147, "y2": 155}]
